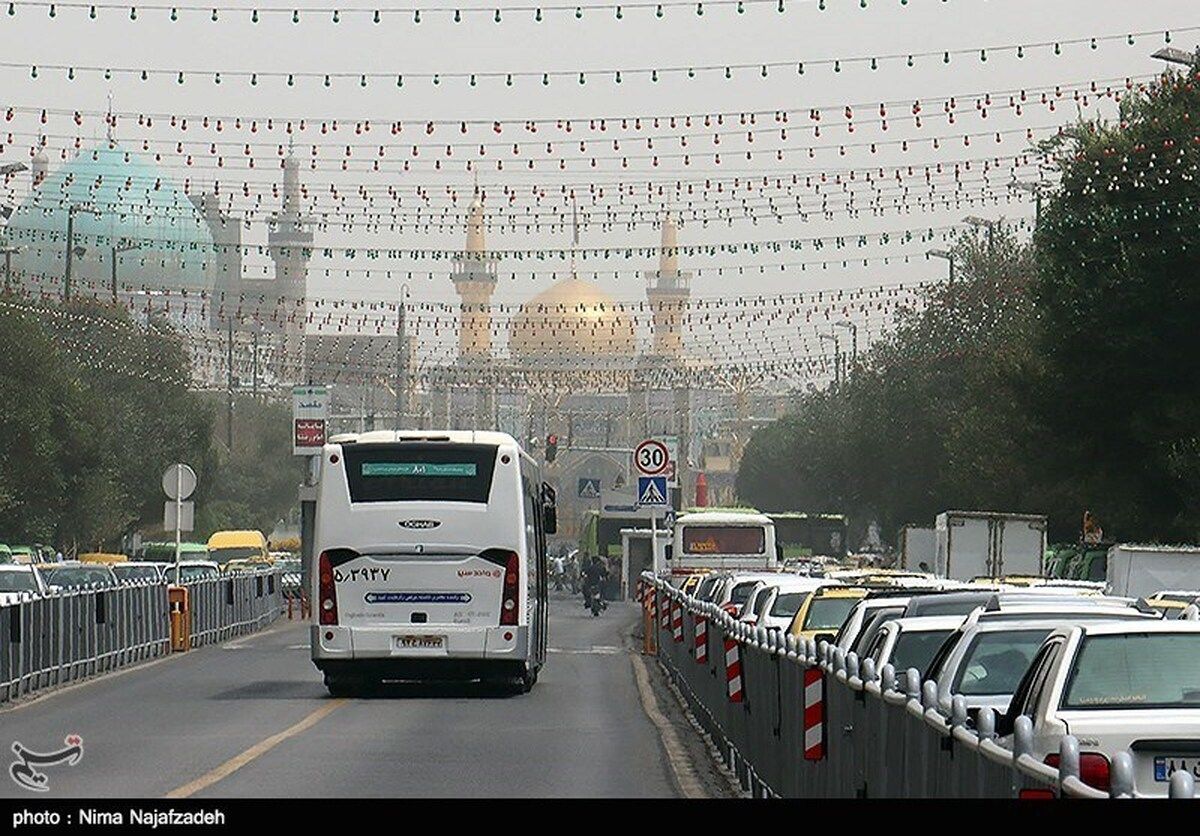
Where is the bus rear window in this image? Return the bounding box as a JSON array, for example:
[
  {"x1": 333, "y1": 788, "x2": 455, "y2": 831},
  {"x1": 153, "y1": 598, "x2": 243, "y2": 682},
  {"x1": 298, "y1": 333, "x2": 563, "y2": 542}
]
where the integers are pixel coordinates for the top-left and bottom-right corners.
[
  {"x1": 342, "y1": 443, "x2": 498, "y2": 503},
  {"x1": 682, "y1": 526, "x2": 765, "y2": 555}
]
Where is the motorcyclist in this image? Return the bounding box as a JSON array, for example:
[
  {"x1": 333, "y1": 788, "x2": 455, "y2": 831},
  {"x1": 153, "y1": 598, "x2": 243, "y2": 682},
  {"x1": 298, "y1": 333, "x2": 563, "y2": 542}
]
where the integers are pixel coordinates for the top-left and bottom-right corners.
[{"x1": 581, "y1": 556, "x2": 609, "y2": 612}]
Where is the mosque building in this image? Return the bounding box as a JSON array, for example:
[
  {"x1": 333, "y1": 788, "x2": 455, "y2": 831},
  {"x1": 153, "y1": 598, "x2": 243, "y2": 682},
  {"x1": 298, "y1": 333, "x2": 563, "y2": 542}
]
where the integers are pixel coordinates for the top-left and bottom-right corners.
[{"x1": 1, "y1": 137, "x2": 770, "y2": 525}]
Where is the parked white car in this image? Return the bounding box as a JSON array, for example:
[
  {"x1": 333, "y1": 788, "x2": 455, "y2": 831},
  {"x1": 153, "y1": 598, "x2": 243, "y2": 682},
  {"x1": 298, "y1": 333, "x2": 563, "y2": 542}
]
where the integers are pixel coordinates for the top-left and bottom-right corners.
[
  {"x1": 112, "y1": 562, "x2": 171, "y2": 584},
  {"x1": 927, "y1": 603, "x2": 1161, "y2": 719},
  {"x1": 751, "y1": 577, "x2": 839, "y2": 631},
  {"x1": 0, "y1": 564, "x2": 49, "y2": 604},
  {"x1": 997, "y1": 620, "x2": 1200, "y2": 797},
  {"x1": 861, "y1": 615, "x2": 965, "y2": 678}
]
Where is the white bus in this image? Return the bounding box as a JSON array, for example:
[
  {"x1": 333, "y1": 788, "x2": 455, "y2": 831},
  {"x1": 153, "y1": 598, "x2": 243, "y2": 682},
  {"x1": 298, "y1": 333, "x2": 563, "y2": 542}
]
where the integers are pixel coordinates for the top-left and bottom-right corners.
[
  {"x1": 310, "y1": 430, "x2": 555, "y2": 695},
  {"x1": 667, "y1": 511, "x2": 780, "y2": 576}
]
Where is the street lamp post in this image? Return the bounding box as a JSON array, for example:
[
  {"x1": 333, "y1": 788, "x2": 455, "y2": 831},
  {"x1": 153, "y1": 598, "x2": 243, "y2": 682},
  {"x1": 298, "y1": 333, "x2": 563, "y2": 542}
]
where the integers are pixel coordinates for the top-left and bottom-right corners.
[
  {"x1": 818, "y1": 332, "x2": 841, "y2": 390},
  {"x1": 1009, "y1": 181, "x2": 1047, "y2": 226},
  {"x1": 63, "y1": 204, "x2": 98, "y2": 300},
  {"x1": 1150, "y1": 46, "x2": 1199, "y2": 67},
  {"x1": 963, "y1": 216, "x2": 997, "y2": 255},
  {"x1": 927, "y1": 249, "x2": 955, "y2": 286},
  {"x1": 110, "y1": 238, "x2": 138, "y2": 304},
  {"x1": 833, "y1": 320, "x2": 858, "y2": 377}
]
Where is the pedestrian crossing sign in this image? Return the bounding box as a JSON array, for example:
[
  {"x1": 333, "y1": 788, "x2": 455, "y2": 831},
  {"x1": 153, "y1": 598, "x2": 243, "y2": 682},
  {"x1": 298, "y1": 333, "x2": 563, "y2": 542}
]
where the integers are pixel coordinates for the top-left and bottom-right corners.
[
  {"x1": 637, "y1": 475, "x2": 669, "y2": 508},
  {"x1": 578, "y1": 477, "x2": 601, "y2": 498}
]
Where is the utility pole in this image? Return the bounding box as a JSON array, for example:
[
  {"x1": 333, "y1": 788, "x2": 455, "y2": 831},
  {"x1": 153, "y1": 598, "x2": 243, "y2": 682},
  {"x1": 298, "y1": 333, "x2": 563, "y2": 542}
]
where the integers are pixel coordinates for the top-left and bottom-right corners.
[
  {"x1": 226, "y1": 317, "x2": 234, "y2": 451},
  {"x1": 395, "y1": 282, "x2": 408, "y2": 431},
  {"x1": 1, "y1": 246, "x2": 15, "y2": 294},
  {"x1": 251, "y1": 327, "x2": 260, "y2": 400}
]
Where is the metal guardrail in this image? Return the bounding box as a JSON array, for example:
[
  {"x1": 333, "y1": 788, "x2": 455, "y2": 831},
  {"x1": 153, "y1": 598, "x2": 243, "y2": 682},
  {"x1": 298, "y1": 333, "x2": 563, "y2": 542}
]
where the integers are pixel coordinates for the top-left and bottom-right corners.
[
  {"x1": 644, "y1": 574, "x2": 1198, "y2": 800},
  {"x1": 0, "y1": 570, "x2": 282, "y2": 705},
  {"x1": 187, "y1": 569, "x2": 283, "y2": 647}
]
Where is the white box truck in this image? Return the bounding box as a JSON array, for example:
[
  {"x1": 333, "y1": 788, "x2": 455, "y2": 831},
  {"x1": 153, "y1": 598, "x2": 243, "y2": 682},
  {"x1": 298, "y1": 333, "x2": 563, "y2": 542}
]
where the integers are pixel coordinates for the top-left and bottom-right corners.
[
  {"x1": 934, "y1": 511, "x2": 1047, "y2": 581},
  {"x1": 1106, "y1": 544, "x2": 1200, "y2": 599},
  {"x1": 897, "y1": 525, "x2": 936, "y2": 571}
]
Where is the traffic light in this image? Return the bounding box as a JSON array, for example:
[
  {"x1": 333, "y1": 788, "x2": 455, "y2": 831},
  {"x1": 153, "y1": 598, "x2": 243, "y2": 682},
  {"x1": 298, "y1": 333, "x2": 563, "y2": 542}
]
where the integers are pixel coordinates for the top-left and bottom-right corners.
[{"x1": 545, "y1": 433, "x2": 559, "y2": 463}]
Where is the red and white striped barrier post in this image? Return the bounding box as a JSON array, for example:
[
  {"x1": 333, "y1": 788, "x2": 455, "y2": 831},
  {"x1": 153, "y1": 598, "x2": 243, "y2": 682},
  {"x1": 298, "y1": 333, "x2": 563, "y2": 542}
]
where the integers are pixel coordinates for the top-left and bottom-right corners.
[
  {"x1": 803, "y1": 667, "x2": 825, "y2": 760},
  {"x1": 671, "y1": 599, "x2": 684, "y2": 643},
  {"x1": 660, "y1": 588, "x2": 671, "y2": 631},
  {"x1": 724, "y1": 628, "x2": 744, "y2": 703},
  {"x1": 694, "y1": 611, "x2": 708, "y2": 664}
]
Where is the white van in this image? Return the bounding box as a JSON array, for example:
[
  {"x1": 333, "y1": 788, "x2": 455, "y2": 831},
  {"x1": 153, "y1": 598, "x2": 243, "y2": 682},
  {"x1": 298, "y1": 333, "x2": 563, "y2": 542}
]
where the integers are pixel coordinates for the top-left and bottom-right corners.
[{"x1": 310, "y1": 430, "x2": 555, "y2": 695}]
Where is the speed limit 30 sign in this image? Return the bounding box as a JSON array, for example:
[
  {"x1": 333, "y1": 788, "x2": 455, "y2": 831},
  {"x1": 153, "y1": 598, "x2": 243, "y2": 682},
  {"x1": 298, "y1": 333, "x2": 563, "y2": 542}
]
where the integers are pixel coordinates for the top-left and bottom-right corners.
[{"x1": 634, "y1": 439, "x2": 670, "y2": 476}]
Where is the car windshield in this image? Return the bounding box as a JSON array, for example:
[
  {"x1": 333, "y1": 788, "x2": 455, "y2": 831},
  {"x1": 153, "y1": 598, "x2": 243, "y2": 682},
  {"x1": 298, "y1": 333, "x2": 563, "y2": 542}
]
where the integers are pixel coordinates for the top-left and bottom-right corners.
[
  {"x1": 730, "y1": 581, "x2": 760, "y2": 608},
  {"x1": 954, "y1": 629, "x2": 1052, "y2": 696},
  {"x1": 803, "y1": 597, "x2": 859, "y2": 631},
  {"x1": 114, "y1": 566, "x2": 162, "y2": 581},
  {"x1": 210, "y1": 547, "x2": 263, "y2": 564},
  {"x1": 770, "y1": 591, "x2": 810, "y2": 618},
  {"x1": 1062, "y1": 633, "x2": 1200, "y2": 709},
  {"x1": 0, "y1": 572, "x2": 38, "y2": 593},
  {"x1": 178, "y1": 567, "x2": 217, "y2": 583},
  {"x1": 46, "y1": 568, "x2": 112, "y2": 587},
  {"x1": 888, "y1": 629, "x2": 954, "y2": 677}
]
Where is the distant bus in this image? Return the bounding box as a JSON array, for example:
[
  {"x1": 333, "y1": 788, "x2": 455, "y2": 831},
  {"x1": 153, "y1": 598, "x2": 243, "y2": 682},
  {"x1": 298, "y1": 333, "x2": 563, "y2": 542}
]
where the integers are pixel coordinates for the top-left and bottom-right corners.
[
  {"x1": 668, "y1": 510, "x2": 779, "y2": 575},
  {"x1": 766, "y1": 512, "x2": 849, "y2": 559},
  {"x1": 310, "y1": 430, "x2": 554, "y2": 695},
  {"x1": 206, "y1": 531, "x2": 270, "y2": 566}
]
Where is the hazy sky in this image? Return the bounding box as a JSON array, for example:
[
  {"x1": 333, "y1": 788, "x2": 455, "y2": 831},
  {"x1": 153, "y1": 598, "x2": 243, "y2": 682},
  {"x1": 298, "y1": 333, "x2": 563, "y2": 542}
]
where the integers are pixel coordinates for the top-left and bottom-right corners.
[{"x1": 2, "y1": 0, "x2": 1197, "y2": 365}]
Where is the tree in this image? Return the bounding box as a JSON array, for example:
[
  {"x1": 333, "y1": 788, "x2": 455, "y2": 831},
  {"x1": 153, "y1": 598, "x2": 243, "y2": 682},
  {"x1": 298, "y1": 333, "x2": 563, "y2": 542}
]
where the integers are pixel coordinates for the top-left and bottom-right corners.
[{"x1": 1034, "y1": 66, "x2": 1200, "y2": 540}]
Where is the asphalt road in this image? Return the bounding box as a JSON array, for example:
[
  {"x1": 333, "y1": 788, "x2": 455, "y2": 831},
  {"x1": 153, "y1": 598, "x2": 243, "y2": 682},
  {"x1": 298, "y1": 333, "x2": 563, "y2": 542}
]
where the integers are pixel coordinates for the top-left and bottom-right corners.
[{"x1": 0, "y1": 597, "x2": 681, "y2": 798}]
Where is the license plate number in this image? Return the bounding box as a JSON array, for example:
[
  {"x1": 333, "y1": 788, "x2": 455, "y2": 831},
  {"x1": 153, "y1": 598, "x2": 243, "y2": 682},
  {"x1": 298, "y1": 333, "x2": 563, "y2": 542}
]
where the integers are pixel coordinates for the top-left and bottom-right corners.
[
  {"x1": 1153, "y1": 756, "x2": 1198, "y2": 782},
  {"x1": 395, "y1": 635, "x2": 444, "y2": 649}
]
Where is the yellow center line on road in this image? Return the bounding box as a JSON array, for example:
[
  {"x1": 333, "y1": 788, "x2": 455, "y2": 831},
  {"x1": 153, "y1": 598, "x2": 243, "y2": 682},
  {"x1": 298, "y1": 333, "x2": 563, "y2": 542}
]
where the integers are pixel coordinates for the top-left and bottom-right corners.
[{"x1": 164, "y1": 699, "x2": 348, "y2": 798}]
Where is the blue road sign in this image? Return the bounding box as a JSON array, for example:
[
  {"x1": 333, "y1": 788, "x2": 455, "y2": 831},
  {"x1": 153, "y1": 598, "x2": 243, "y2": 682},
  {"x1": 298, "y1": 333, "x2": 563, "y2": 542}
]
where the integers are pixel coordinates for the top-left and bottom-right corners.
[
  {"x1": 663, "y1": 509, "x2": 676, "y2": 528},
  {"x1": 577, "y1": 477, "x2": 601, "y2": 498},
  {"x1": 637, "y1": 476, "x2": 669, "y2": 508}
]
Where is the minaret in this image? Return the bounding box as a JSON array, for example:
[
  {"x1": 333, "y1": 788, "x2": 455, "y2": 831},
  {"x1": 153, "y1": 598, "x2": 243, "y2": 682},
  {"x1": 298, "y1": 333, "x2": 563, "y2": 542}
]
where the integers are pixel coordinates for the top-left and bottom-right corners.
[
  {"x1": 451, "y1": 191, "x2": 498, "y2": 360},
  {"x1": 268, "y1": 152, "x2": 313, "y2": 383},
  {"x1": 645, "y1": 213, "x2": 691, "y2": 361}
]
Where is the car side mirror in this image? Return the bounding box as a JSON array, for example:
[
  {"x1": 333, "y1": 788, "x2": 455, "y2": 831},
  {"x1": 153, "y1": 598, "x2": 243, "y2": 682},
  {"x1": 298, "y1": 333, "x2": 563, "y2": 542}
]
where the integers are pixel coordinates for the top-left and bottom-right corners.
[{"x1": 813, "y1": 632, "x2": 836, "y2": 646}]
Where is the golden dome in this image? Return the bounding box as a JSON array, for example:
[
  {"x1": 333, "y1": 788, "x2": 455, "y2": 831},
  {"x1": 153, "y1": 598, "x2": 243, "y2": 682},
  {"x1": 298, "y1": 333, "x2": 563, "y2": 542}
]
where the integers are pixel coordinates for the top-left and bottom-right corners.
[{"x1": 508, "y1": 277, "x2": 638, "y2": 362}]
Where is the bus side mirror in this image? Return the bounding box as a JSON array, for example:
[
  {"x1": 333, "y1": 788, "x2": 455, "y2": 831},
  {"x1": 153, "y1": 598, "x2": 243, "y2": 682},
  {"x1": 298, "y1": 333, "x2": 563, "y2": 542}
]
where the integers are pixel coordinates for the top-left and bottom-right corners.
[
  {"x1": 776, "y1": 544, "x2": 784, "y2": 562},
  {"x1": 541, "y1": 482, "x2": 557, "y2": 535},
  {"x1": 664, "y1": 545, "x2": 673, "y2": 562}
]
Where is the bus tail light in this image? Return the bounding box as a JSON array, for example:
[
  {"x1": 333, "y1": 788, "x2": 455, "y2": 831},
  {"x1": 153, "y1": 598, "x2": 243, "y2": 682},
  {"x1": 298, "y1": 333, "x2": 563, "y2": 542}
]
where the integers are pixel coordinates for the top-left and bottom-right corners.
[
  {"x1": 500, "y1": 551, "x2": 520, "y2": 626},
  {"x1": 318, "y1": 551, "x2": 339, "y2": 625}
]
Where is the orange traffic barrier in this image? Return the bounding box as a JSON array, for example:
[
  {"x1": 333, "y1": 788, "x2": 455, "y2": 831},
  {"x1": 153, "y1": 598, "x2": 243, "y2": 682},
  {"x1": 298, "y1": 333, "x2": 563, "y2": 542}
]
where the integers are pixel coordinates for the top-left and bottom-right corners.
[{"x1": 168, "y1": 586, "x2": 191, "y2": 652}]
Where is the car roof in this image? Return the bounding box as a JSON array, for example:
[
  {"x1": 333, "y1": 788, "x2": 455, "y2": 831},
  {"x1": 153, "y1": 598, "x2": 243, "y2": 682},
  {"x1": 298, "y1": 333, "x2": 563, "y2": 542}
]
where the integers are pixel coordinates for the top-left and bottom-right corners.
[
  {"x1": 887, "y1": 615, "x2": 967, "y2": 632},
  {"x1": 0, "y1": 564, "x2": 35, "y2": 572},
  {"x1": 814, "y1": 586, "x2": 871, "y2": 598},
  {"x1": 178, "y1": 560, "x2": 219, "y2": 568},
  {"x1": 1073, "y1": 620, "x2": 1200, "y2": 637},
  {"x1": 966, "y1": 612, "x2": 1153, "y2": 633}
]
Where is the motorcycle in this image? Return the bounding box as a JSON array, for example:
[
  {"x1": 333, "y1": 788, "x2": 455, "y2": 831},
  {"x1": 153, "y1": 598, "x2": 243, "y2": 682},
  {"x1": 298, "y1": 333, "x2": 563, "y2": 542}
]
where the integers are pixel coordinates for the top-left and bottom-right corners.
[{"x1": 583, "y1": 584, "x2": 603, "y2": 617}]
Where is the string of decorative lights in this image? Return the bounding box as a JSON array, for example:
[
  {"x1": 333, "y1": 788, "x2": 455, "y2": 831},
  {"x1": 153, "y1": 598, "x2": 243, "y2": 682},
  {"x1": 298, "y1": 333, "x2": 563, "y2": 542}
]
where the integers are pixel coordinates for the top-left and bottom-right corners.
[{"x1": 5, "y1": 27, "x2": 1190, "y2": 88}]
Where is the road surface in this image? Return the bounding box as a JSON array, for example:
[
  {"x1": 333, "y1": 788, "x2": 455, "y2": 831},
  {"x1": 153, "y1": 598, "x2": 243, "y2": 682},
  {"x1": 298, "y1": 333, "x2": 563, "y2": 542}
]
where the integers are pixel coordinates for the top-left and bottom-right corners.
[{"x1": 0, "y1": 598, "x2": 681, "y2": 798}]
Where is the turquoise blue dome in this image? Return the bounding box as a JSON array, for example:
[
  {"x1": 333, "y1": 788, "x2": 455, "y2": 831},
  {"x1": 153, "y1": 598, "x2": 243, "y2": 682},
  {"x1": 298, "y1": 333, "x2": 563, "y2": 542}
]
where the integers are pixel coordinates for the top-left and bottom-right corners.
[{"x1": 5, "y1": 143, "x2": 217, "y2": 297}]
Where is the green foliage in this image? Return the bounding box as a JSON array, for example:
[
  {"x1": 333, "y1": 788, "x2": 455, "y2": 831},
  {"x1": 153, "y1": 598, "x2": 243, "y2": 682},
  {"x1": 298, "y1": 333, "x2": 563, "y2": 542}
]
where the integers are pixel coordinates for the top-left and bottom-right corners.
[
  {"x1": 739, "y1": 67, "x2": 1200, "y2": 545},
  {"x1": 0, "y1": 298, "x2": 299, "y2": 550}
]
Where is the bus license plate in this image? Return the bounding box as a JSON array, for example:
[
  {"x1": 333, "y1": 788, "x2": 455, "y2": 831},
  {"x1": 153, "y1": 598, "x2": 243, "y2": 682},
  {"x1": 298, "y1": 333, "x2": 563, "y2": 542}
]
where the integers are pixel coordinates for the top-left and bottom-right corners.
[
  {"x1": 395, "y1": 635, "x2": 444, "y2": 649},
  {"x1": 1153, "y1": 756, "x2": 1196, "y2": 782}
]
